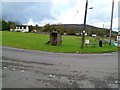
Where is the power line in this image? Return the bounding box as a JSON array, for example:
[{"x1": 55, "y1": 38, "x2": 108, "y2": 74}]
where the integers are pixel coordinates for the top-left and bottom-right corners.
[{"x1": 72, "y1": 10, "x2": 79, "y2": 22}]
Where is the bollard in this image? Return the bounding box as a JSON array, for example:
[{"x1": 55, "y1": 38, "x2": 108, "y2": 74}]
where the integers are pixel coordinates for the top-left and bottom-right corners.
[{"x1": 99, "y1": 40, "x2": 102, "y2": 47}]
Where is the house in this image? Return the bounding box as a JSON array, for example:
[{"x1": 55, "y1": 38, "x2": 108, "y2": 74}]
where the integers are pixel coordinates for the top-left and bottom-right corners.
[
  {"x1": 117, "y1": 30, "x2": 120, "y2": 41},
  {"x1": 92, "y1": 33, "x2": 97, "y2": 37},
  {"x1": 76, "y1": 32, "x2": 80, "y2": 36},
  {"x1": 117, "y1": 36, "x2": 120, "y2": 41},
  {"x1": 63, "y1": 32, "x2": 67, "y2": 35},
  {"x1": 10, "y1": 25, "x2": 29, "y2": 32},
  {"x1": 80, "y1": 32, "x2": 88, "y2": 36}
]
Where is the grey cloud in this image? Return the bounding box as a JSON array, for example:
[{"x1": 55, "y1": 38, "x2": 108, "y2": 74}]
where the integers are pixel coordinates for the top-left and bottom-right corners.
[{"x1": 2, "y1": 2, "x2": 56, "y2": 24}]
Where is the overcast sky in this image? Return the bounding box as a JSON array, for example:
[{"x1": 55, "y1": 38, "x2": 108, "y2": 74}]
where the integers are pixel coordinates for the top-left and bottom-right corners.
[{"x1": 1, "y1": 0, "x2": 120, "y2": 31}]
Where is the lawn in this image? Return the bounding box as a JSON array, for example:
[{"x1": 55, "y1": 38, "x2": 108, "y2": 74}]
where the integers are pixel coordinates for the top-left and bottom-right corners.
[{"x1": 1, "y1": 31, "x2": 119, "y2": 53}]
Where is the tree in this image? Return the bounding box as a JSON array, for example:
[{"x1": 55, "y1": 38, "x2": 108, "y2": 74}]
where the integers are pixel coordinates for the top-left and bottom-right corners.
[
  {"x1": 53, "y1": 24, "x2": 65, "y2": 34},
  {"x1": 89, "y1": 29, "x2": 98, "y2": 36},
  {"x1": 34, "y1": 24, "x2": 40, "y2": 31},
  {"x1": 7, "y1": 21, "x2": 16, "y2": 30},
  {"x1": 29, "y1": 25, "x2": 34, "y2": 32},
  {"x1": 35, "y1": 24, "x2": 39, "y2": 27},
  {"x1": 43, "y1": 24, "x2": 52, "y2": 32},
  {"x1": 1, "y1": 20, "x2": 10, "y2": 31},
  {"x1": 96, "y1": 29, "x2": 106, "y2": 36},
  {"x1": 66, "y1": 26, "x2": 76, "y2": 35}
]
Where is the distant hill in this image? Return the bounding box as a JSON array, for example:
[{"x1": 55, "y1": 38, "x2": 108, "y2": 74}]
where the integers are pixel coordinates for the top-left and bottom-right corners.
[
  {"x1": 36, "y1": 23, "x2": 117, "y2": 37},
  {"x1": 62, "y1": 24, "x2": 107, "y2": 32},
  {"x1": 61, "y1": 24, "x2": 118, "y2": 37}
]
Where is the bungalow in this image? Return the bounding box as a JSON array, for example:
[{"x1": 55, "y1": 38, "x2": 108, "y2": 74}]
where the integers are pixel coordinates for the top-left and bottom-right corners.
[
  {"x1": 117, "y1": 36, "x2": 120, "y2": 41},
  {"x1": 76, "y1": 32, "x2": 80, "y2": 36},
  {"x1": 10, "y1": 25, "x2": 29, "y2": 32},
  {"x1": 117, "y1": 31, "x2": 120, "y2": 41},
  {"x1": 118, "y1": 31, "x2": 120, "y2": 35},
  {"x1": 92, "y1": 33, "x2": 97, "y2": 37}
]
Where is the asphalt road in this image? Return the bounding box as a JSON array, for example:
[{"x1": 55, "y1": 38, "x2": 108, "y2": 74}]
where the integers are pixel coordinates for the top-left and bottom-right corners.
[{"x1": 2, "y1": 46, "x2": 119, "y2": 88}]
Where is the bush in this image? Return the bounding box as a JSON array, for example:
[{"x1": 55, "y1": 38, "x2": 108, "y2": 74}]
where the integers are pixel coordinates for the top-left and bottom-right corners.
[{"x1": 1, "y1": 20, "x2": 10, "y2": 31}]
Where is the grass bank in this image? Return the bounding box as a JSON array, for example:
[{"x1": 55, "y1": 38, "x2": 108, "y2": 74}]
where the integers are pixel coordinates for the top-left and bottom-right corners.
[{"x1": 1, "y1": 31, "x2": 118, "y2": 53}]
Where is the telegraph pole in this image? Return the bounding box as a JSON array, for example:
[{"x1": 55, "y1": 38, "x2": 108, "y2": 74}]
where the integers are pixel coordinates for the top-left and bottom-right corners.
[
  {"x1": 103, "y1": 24, "x2": 104, "y2": 29},
  {"x1": 81, "y1": 0, "x2": 88, "y2": 48},
  {"x1": 109, "y1": 0, "x2": 114, "y2": 45}
]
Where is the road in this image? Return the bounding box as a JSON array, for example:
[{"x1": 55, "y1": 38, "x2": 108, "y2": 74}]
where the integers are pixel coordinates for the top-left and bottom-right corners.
[{"x1": 2, "y1": 46, "x2": 119, "y2": 88}]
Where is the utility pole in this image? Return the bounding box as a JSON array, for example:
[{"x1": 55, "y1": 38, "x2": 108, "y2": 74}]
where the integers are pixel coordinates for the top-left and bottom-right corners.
[
  {"x1": 81, "y1": 0, "x2": 88, "y2": 48},
  {"x1": 103, "y1": 24, "x2": 104, "y2": 29},
  {"x1": 109, "y1": 0, "x2": 114, "y2": 45}
]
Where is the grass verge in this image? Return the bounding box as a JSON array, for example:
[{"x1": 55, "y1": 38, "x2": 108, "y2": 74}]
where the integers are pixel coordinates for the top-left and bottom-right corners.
[{"x1": 1, "y1": 31, "x2": 119, "y2": 53}]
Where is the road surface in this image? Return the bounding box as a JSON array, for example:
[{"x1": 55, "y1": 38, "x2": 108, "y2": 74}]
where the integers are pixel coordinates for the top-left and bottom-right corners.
[{"x1": 1, "y1": 46, "x2": 119, "y2": 88}]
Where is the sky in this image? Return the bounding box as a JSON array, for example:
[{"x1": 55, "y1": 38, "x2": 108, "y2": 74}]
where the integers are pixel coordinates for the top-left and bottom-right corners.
[{"x1": 1, "y1": 0, "x2": 120, "y2": 31}]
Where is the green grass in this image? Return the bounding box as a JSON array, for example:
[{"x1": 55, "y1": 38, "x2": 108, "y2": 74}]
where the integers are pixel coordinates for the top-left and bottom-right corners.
[{"x1": 1, "y1": 31, "x2": 119, "y2": 53}]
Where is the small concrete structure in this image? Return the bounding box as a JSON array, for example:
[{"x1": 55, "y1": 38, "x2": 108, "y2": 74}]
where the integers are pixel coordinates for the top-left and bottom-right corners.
[{"x1": 49, "y1": 32, "x2": 62, "y2": 46}]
